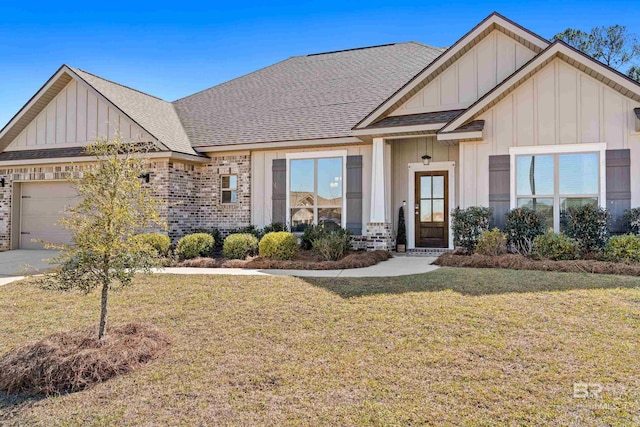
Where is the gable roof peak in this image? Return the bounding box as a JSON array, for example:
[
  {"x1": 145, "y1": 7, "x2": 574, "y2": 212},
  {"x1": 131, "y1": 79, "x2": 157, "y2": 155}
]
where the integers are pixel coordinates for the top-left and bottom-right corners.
[
  {"x1": 68, "y1": 66, "x2": 166, "y2": 102},
  {"x1": 353, "y1": 11, "x2": 550, "y2": 130}
]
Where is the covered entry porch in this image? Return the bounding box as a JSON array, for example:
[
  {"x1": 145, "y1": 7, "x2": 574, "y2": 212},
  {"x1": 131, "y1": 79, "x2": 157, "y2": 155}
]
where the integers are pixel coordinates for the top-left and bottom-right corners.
[{"x1": 358, "y1": 113, "x2": 484, "y2": 251}]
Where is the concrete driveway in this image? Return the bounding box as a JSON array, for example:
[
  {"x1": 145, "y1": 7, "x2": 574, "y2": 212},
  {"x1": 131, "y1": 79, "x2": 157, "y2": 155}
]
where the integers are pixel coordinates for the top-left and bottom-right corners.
[{"x1": 0, "y1": 250, "x2": 58, "y2": 285}]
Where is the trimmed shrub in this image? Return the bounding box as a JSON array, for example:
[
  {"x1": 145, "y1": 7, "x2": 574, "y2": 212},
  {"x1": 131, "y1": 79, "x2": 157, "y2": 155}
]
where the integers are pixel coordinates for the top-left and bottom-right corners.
[
  {"x1": 475, "y1": 228, "x2": 507, "y2": 256},
  {"x1": 396, "y1": 206, "x2": 407, "y2": 247},
  {"x1": 313, "y1": 229, "x2": 353, "y2": 261},
  {"x1": 452, "y1": 206, "x2": 493, "y2": 253},
  {"x1": 192, "y1": 228, "x2": 222, "y2": 249},
  {"x1": 228, "y1": 225, "x2": 263, "y2": 240},
  {"x1": 532, "y1": 233, "x2": 578, "y2": 261},
  {"x1": 564, "y1": 204, "x2": 610, "y2": 255},
  {"x1": 134, "y1": 233, "x2": 171, "y2": 256},
  {"x1": 300, "y1": 224, "x2": 330, "y2": 250},
  {"x1": 602, "y1": 234, "x2": 640, "y2": 263},
  {"x1": 262, "y1": 222, "x2": 288, "y2": 234},
  {"x1": 223, "y1": 233, "x2": 259, "y2": 260},
  {"x1": 259, "y1": 232, "x2": 298, "y2": 260},
  {"x1": 175, "y1": 233, "x2": 215, "y2": 260},
  {"x1": 623, "y1": 208, "x2": 640, "y2": 235},
  {"x1": 504, "y1": 207, "x2": 546, "y2": 255}
]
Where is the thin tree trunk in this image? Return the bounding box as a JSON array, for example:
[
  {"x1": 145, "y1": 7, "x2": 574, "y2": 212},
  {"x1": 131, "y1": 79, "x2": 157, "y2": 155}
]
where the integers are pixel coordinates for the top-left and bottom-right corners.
[{"x1": 98, "y1": 280, "x2": 109, "y2": 340}]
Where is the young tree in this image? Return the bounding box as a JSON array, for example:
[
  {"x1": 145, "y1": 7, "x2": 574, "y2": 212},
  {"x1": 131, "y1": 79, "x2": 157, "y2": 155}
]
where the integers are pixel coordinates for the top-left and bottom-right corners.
[
  {"x1": 40, "y1": 137, "x2": 165, "y2": 340},
  {"x1": 552, "y1": 25, "x2": 640, "y2": 80}
]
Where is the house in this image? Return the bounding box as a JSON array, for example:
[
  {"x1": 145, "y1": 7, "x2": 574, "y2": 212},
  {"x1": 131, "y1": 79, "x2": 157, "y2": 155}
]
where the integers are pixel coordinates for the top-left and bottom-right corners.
[{"x1": 1, "y1": 12, "x2": 639, "y2": 251}]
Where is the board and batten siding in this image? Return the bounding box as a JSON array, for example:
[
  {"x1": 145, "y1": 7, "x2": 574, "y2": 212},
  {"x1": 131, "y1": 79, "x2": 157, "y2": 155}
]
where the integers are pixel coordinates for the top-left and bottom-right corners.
[
  {"x1": 390, "y1": 136, "x2": 459, "y2": 233},
  {"x1": 460, "y1": 57, "x2": 640, "y2": 208},
  {"x1": 251, "y1": 145, "x2": 372, "y2": 229},
  {"x1": 6, "y1": 79, "x2": 154, "y2": 151},
  {"x1": 390, "y1": 30, "x2": 536, "y2": 116}
]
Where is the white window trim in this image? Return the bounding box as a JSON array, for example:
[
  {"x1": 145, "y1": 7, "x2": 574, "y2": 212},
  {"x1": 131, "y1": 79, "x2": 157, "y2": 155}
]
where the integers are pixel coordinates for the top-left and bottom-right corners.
[
  {"x1": 285, "y1": 150, "x2": 348, "y2": 230},
  {"x1": 407, "y1": 161, "x2": 456, "y2": 250},
  {"x1": 509, "y1": 143, "x2": 607, "y2": 231},
  {"x1": 220, "y1": 174, "x2": 238, "y2": 204}
]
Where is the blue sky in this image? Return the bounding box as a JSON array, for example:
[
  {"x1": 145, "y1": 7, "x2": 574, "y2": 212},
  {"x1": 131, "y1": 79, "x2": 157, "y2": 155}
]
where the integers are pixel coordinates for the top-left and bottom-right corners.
[{"x1": 0, "y1": 0, "x2": 637, "y2": 126}]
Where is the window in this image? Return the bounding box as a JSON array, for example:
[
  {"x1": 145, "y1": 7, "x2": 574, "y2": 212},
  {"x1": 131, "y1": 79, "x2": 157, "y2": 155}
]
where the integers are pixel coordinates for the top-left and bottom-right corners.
[
  {"x1": 221, "y1": 175, "x2": 237, "y2": 203},
  {"x1": 515, "y1": 152, "x2": 600, "y2": 231},
  {"x1": 289, "y1": 157, "x2": 343, "y2": 232}
]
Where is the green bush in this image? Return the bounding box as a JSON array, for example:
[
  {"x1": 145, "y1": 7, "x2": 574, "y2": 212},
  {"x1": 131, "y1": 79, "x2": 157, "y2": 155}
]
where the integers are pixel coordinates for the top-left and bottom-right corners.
[
  {"x1": 452, "y1": 206, "x2": 493, "y2": 253},
  {"x1": 300, "y1": 224, "x2": 330, "y2": 250},
  {"x1": 192, "y1": 228, "x2": 222, "y2": 249},
  {"x1": 133, "y1": 233, "x2": 171, "y2": 256},
  {"x1": 228, "y1": 225, "x2": 263, "y2": 240},
  {"x1": 504, "y1": 207, "x2": 546, "y2": 255},
  {"x1": 262, "y1": 222, "x2": 288, "y2": 234},
  {"x1": 175, "y1": 233, "x2": 215, "y2": 260},
  {"x1": 223, "y1": 233, "x2": 259, "y2": 260},
  {"x1": 313, "y1": 229, "x2": 352, "y2": 261},
  {"x1": 259, "y1": 232, "x2": 298, "y2": 260},
  {"x1": 602, "y1": 234, "x2": 640, "y2": 263},
  {"x1": 564, "y1": 204, "x2": 610, "y2": 255},
  {"x1": 623, "y1": 208, "x2": 640, "y2": 235},
  {"x1": 532, "y1": 233, "x2": 578, "y2": 260},
  {"x1": 475, "y1": 228, "x2": 507, "y2": 256}
]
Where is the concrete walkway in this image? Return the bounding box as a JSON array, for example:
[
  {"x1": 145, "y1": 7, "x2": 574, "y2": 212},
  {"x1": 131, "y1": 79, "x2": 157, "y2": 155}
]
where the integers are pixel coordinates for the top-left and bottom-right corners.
[
  {"x1": 0, "y1": 252, "x2": 438, "y2": 287},
  {"x1": 156, "y1": 255, "x2": 439, "y2": 278}
]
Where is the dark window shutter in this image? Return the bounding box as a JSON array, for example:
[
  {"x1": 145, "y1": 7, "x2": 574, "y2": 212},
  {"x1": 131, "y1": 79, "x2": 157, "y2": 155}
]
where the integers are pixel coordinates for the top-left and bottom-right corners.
[
  {"x1": 346, "y1": 155, "x2": 363, "y2": 235},
  {"x1": 606, "y1": 149, "x2": 631, "y2": 234},
  {"x1": 272, "y1": 159, "x2": 286, "y2": 224},
  {"x1": 489, "y1": 155, "x2": 511, "y2": 230}
]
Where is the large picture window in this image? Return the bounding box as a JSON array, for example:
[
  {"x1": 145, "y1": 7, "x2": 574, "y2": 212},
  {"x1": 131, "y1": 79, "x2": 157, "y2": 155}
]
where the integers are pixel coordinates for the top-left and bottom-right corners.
[
  {"x1": 289, "y1": 157, "x2": 343, "y2": 232},
  {"x1": 515, "y1": 151, "x2": 600, "y2": 231}
]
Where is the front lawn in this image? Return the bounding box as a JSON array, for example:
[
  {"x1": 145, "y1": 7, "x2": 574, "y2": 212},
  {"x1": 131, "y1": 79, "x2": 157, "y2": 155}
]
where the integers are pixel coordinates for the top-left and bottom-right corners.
[{"x1": 1, "y1": 268, "x2": 639, "y2": 425}]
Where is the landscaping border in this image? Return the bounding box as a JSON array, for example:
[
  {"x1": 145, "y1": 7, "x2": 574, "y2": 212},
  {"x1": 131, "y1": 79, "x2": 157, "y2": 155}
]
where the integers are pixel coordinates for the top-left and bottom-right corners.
[
  {"x1": 435, "y1": 253, "x2": 640, "y2": 276},
  {"x1": 177, "y1": 250, "x2": 392, "y2": 270}
]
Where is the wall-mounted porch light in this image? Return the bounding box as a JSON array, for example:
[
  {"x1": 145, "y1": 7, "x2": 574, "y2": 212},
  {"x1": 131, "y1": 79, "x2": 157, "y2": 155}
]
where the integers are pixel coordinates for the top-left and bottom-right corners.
[
  {"x1": 421, "y1": 155, "x2": 432, "y2": 166},
  {"x1": 139, "y1": 173, "x2": 150, "y2": 183}
]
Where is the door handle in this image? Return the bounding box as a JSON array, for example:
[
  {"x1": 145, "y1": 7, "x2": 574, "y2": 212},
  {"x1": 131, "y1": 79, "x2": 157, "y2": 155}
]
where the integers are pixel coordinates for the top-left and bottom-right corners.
[{"x1": 415, "y1": 204, "x2": 419, "y2": 215}]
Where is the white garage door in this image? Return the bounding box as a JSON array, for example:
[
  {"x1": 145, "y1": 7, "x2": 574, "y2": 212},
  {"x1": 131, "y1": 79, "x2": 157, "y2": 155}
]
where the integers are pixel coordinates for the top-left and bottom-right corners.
[{"x1": 20, "y1": 182, "x2": 79, "y2": 249}]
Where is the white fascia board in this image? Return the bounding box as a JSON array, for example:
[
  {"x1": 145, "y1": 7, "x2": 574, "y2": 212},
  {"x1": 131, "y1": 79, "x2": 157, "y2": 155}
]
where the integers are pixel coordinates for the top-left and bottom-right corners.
[
  {"x1": 194, "y1": 137, "x2": 363, "y2": 153},
  {"x1": 437, "y1": 130, "x2": 483, "y2": 142}
]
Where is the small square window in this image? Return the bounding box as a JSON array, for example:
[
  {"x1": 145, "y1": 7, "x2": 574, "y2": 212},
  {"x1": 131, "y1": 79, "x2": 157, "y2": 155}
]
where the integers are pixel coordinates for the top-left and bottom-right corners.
[{"x1": 221, "y1": 174, "x2": 237, "y2": 204}]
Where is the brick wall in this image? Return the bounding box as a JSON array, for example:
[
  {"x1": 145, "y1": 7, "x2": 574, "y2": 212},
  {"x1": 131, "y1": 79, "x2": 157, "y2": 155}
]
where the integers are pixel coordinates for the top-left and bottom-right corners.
[{"x1": 198, "y1": 154, "x2": 252, "y2": 236}]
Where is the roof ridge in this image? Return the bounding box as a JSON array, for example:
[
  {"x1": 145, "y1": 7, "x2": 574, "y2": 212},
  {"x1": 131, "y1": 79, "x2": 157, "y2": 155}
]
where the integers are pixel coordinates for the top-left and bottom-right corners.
[
  {"x1": 305, "y1": 43, "x2": 398, "y2": 57},
  {"x1": 304, "y1": 41, "x2": 444, "y2": 57},
  {"x1": 70, "y1": 66, "x2": 168, "y2": 102}
]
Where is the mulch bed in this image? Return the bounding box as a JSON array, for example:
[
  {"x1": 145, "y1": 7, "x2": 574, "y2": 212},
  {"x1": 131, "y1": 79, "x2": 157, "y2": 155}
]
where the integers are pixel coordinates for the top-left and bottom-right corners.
[
  {"x1": 177, "y1": 250, "x2": 392, "y2": 270},
  {"x1": 435, "y1": 252, "x2": 640, "y2": 276},
  {"x1": 0, "y1": 323, "x2": 171, "y2": 395}
]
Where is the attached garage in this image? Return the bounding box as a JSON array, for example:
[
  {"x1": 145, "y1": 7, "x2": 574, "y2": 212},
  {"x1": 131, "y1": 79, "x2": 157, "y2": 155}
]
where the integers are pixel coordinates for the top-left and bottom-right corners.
[{"x1": 18, "y1": 182, "x2": 78, "y2": 249}]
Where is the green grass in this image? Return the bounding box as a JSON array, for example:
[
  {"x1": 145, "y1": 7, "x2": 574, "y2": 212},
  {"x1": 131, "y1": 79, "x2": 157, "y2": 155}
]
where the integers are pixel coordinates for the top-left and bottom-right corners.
[{"x1": 1, "y1": 268, "x2": 639, "y2": 426}]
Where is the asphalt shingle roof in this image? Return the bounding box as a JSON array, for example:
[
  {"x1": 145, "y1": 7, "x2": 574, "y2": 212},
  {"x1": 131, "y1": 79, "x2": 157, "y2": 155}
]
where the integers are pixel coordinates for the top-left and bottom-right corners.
[
  {"x1": 0, "y1": 146, "x2": 87, "y2": 161},
  {"x1": 71, "y1": 67, "x2": 197, "y2": 155},
  {"x1": 365, "y1": 109, "x2": 465, "y2": 129},
  {"x1": 172, "y1": 42, "x2": 443, "y2": 147}
]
